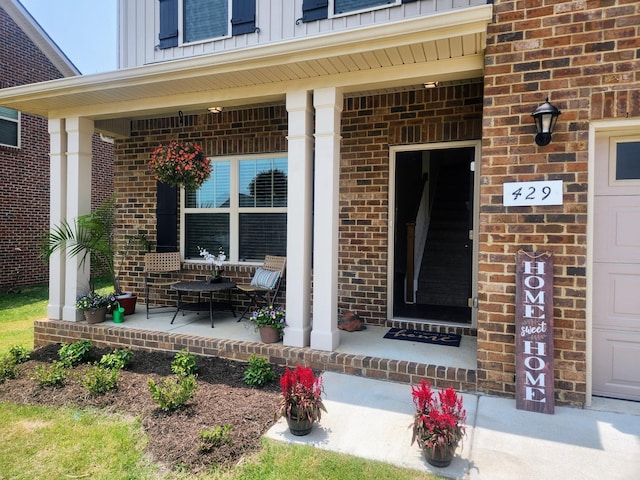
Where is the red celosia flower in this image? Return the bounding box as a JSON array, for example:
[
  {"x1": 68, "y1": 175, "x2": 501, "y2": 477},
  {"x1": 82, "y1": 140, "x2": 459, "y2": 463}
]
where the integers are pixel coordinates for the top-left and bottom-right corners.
[
  {"x1": 277, "y1": 365, "x2": 327, "y2": 422},
  {"x1": 410, "y1": 380, "x2": 466, "y2": 456}
]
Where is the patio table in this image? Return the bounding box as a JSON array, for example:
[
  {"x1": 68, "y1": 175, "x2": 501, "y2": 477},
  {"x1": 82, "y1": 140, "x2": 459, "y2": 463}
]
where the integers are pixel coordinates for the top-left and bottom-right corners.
[{"x1": 170, "y1": 280, "x2": 236, "y2": 327}]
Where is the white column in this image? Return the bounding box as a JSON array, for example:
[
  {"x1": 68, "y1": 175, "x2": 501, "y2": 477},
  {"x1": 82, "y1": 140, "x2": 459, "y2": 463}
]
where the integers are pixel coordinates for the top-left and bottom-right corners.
[
  {"x1": 47, "y1": 118, "x2": 66, "y2": 320},
  {"x1": 62, "y1": 117, "x2": 94, "y2": 321},
  {"x1": 310, "y1": 87, "x2": 343, "y2": 351},
  {"x1": 284, "y1": 90, "x2": 314, "y2": 347}
]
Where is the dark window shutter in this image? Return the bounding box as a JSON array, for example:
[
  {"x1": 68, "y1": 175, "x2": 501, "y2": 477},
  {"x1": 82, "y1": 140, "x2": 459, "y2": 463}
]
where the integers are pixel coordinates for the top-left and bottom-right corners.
[
  {"x1": 402, "y1": 0, "x2": 419, "y2": 3},
  {"x1": 231, "y1": 0, "x2": 257, "y2": 35},
  {"x1": 302, "y1": 0, "x2": 328, "y2": 23},
  {"x1": 158, "y1": 0, "x2": 178, "y2": 49},
  {"x1": 156, "y1": 182, "x2": 178, "y2": 252}
]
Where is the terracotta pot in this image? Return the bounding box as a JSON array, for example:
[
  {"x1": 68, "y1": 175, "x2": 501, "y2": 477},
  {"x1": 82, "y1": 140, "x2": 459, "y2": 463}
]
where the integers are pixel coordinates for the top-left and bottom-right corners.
[
  {"x1": 259, "y1": 326, "x2": 280, "y2": 343},
  {"x1": 84, "y1": 307, "x2": 107, "y2": 324},
  {"x1": 116, "y1": 294, "x2": 137, "y2": 315},
  {"x1": 423, "y1": 441, "x2": 458, "y2": 468}
]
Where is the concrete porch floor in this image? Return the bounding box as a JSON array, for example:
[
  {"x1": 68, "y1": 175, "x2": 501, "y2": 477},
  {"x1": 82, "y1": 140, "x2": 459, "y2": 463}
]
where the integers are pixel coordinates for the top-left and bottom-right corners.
[{"x1": 112, "y1": 307, "x2": 477, "y2": 371}]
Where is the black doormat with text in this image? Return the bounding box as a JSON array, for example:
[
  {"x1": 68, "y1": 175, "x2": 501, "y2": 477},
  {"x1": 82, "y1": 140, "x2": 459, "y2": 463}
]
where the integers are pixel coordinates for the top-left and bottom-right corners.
[{"x1": 383, "y1": 328, "x2": 461, "y2": 347}]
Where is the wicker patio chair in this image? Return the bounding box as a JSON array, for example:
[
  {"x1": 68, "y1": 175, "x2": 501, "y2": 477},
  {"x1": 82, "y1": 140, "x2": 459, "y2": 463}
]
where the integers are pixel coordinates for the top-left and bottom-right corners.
[
  {"x1": 236, "y1": 255, "x2": 286, "y2": 321},
  {"x1": 144, "y1": 252, "x2": 181, "y2": 318}
]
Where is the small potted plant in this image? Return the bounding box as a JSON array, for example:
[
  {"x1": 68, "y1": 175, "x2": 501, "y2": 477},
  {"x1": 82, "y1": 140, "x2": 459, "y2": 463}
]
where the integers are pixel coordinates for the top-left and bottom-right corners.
[
  {"x1": 149, "y1": 141, "x2": 211, "y2": 190},
  {"x1": 75, "y1": 291, "x2": 116, "y2": 324},
  {"x1": 411, "y1": 379, "x2": 466, "y2": 468},
  {"x1": 250, "y1": 305, "x2": 286, "y2": 343},
  {"x1": 198, "y1": 246, "x2": 226, "y2": 282},
  {"x1": 276, "y1": 365, "x2": 327, "y2": 436}
]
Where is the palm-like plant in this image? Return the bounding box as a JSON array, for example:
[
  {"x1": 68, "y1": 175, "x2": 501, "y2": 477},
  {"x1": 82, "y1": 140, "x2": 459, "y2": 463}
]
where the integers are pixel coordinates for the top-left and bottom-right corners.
[{"x1": 41, "y1": 197, "x2": 122, "y2": 294}]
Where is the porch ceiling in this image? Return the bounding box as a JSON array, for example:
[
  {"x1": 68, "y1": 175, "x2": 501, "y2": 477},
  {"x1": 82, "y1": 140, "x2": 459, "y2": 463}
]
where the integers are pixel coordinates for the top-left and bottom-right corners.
[{"x1": 0, "y1": 5, "x2": 491, "y2": 129}]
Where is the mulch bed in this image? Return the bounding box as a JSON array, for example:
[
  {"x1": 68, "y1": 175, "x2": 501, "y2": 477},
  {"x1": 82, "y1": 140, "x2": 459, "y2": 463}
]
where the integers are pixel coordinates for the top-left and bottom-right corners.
[{"x1": 0, "y1": 344, "x2": 287, "y2": 474}]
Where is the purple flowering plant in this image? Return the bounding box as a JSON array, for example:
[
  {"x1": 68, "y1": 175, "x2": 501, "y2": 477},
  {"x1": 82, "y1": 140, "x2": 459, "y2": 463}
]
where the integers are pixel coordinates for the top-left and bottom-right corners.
[
  {"x1": 75, "y1": 291, "x2": 116, "y2": 311},
  {"x1": 250, "y1": 305, "x2": 287, "y2": 337}
]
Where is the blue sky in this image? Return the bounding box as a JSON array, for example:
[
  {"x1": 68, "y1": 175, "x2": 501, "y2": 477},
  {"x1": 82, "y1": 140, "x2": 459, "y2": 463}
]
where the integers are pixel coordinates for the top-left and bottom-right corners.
[{"x1": 19, "y1": 0, "x2": 117, "y2": 74}]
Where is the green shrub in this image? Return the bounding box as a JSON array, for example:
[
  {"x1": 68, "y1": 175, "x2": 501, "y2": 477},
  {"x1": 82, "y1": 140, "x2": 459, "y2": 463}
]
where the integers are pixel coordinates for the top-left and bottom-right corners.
[
  {"x1": 0, "y1": 354, "x2": 19, "y2": 383},
  {"x1": 198, "y1": 424, "x2": 233, "y2": 452},
  {"x1": 58, "y1": 339, "x2": 93, "y2": 367},
  {"x1": 243, "y1": 354, "x2": 275, "y2": 388},
  {"x1": 148, "y1": 375, "x2": 198, "y2": 411},
  {"x1": 171, "y1": 349, "x2": 198, "y2": 377},
  {"x1": 99, "y1": 349, "x2": 134, "y2": 370},
  {"x1": 79, "y1": 365, "x2": 119, "y2": 395},
  {"x1": 8, "y1": 345, "x2": 31, "y2": 364},
  {"x1": 31, "y1": 360, "x2": 68, "y2": 387}
]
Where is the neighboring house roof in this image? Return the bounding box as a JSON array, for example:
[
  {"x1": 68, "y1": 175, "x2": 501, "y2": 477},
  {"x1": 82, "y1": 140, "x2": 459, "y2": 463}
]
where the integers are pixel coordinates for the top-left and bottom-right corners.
[
  {"x1": 0, "y1": 5, "x2": 491, "y2": 137},
  {"x1": 4, "y1": 0, "x2": 80, "y2": 77}
]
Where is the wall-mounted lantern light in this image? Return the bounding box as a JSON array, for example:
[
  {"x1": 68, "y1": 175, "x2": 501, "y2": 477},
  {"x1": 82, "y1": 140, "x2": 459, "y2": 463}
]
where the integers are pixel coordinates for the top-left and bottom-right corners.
[{"x1": 531, "y1": 98, "x2": 561, "y2": 146}]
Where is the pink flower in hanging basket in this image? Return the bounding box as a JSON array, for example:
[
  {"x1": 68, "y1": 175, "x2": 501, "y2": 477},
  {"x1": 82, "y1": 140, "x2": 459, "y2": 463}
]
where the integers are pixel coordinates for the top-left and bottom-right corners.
[{"x1": 149, "y1": 141, "x2": 211, "y2": 190}]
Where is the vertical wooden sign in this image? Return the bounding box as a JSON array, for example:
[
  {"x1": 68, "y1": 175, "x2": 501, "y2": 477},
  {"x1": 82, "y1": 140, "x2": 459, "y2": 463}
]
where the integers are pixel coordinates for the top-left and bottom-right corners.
[{"x1": 515, "y1": 251, "x2": 555, "y2": 414}]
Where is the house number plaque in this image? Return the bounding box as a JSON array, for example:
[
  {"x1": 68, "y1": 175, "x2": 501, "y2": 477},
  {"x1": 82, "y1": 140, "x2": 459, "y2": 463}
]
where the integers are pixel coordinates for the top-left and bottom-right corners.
[{"x1": 503, "y1": 180, "x2": 563, "y2": 206}]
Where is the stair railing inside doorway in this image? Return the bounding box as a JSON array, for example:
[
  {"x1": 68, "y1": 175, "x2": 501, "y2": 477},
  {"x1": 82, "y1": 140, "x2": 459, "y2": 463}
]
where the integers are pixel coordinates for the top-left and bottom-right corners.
[{"x1": 405, "y1": 177, "x2": 432, "y2": 303}]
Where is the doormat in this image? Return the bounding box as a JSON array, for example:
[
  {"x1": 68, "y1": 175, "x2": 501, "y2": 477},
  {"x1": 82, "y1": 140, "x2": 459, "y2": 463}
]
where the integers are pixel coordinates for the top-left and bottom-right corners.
[{"x1": 383, "y1": 328, "x2": 461, "y2": 347}]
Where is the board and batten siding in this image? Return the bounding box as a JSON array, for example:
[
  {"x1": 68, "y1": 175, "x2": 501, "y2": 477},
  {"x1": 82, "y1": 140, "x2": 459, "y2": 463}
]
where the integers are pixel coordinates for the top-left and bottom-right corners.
[{"x1": 118, "y1": 0, "x2": 486, "y2": 68}]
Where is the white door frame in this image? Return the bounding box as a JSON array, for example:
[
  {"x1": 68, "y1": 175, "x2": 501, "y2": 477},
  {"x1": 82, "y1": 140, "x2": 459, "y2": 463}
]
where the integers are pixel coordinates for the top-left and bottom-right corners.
[
  {"x1": 587, "y1": 118, "x2": 640, "y2": 407},
  {"x1": 388, "y1": 140, "x2": 481, "y2": 328}
]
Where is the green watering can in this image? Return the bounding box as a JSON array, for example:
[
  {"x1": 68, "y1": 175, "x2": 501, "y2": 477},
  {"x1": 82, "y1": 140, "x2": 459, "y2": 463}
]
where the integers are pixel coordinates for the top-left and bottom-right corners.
[{"x1": 113, "y1": 302, "x2": 125, "y2": 323}]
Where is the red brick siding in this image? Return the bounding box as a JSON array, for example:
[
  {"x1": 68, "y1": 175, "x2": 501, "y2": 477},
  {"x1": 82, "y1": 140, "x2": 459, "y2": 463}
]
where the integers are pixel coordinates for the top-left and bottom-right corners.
[
  {"x1": 479, "y1": 0, "x2": 640, "y2": 406},
  {"x1": 0, "y1": 6, "x2": 113, "y2": 288},
  {"x1": 340, "y1": 86, "x2": 483, "y2": 324}
]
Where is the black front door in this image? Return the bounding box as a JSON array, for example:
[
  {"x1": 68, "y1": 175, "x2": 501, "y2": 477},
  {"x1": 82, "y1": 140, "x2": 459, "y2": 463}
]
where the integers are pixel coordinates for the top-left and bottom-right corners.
[{"x1": 393, "y1": 148, "x2": 474, "y2": 323}]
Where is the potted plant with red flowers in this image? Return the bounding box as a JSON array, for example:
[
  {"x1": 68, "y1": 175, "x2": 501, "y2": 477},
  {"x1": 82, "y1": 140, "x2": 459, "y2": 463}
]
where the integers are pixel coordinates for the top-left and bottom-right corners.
[
  {"x1": 411, "y1": 380, "x2": 466, "y2": 468},
  {"x1": 276, "y1": 365, "x2": 327, "y2": 436},
  {"x1": 149, "y1": 141, "x2": 211, "y2": 190}
]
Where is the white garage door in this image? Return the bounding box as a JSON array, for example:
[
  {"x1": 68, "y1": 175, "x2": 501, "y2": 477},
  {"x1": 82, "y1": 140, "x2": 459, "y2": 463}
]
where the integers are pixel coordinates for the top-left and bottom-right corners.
[{"x1": 593, "y1": 134, "x2": 640, "y2": 401}]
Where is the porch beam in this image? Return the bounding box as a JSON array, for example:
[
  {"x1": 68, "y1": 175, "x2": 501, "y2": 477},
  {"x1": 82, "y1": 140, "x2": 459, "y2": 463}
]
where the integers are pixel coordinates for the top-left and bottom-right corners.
[
  {"x1": 310, "y1": 87, "x2": 343, "y2": 351},
  {"x1": 284, "y1": 90, "x2": 314, "y2": 347}
]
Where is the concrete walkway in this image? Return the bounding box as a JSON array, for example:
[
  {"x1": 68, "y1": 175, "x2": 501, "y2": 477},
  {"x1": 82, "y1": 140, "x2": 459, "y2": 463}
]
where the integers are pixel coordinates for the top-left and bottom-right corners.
[{"x1": 265, "y1": 372, "x2": 640, "y2": 479}]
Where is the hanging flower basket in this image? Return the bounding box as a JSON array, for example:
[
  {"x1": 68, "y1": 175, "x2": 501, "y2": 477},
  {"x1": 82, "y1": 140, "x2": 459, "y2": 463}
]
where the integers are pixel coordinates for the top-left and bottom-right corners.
[{"x1": 149, "y1": 141, "x2": 211, "y2": 190}]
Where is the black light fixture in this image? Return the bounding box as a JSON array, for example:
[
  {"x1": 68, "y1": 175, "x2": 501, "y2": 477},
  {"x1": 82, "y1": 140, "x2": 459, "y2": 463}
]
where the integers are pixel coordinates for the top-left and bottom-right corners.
[{"x1": 531, "y1": 98, "x2": 561, "y2": 146}]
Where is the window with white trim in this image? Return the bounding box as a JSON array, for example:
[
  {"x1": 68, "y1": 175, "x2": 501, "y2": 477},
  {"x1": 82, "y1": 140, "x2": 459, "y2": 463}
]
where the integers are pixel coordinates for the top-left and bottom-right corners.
[
  {"x1": 183, "y1": 0, "x2": 230, "y2": 42},
  {"x1": 183, "y1": 155, "x2": 288, "y2": 263},
  {"x1": 0, "y1": 107, "x2": 19, "y2": 148}
]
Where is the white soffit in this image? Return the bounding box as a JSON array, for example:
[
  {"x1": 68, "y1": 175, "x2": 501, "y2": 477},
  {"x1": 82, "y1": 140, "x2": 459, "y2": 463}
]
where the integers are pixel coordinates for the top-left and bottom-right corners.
[{"x1": 0, "y1": 5, "x2": 492, "y2": 120}]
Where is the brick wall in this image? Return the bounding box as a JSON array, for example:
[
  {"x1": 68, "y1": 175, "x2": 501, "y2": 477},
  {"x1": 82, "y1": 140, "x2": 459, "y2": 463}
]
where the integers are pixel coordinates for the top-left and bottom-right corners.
[
  {"x1": 0, "y1": 6, "x2": 114, "y2": 289},
  {"x1": 479, "y1": 0, "x2": 640, "y2": 406},
  {"x1": 340, "y1": 86, "x2": 483, "y2": 324}
]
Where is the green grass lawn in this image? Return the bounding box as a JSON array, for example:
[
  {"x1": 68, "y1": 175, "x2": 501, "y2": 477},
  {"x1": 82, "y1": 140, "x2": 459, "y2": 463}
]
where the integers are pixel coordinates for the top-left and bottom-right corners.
[{"x1": 0, "y1": 282, "x2": 438, "y2": 480}]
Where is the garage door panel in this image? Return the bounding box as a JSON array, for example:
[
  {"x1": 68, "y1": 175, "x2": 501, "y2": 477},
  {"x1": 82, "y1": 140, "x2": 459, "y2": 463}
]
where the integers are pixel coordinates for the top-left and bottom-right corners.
[
  {"x1": 593, "y1": 329, "x2": 640, "y2": 401},
  {"x1": 593, "y1": 263, "x2": 640, "y2": 330},
  {"x1": 594, "y1": 197, "x2": 640, "y2": 263}
]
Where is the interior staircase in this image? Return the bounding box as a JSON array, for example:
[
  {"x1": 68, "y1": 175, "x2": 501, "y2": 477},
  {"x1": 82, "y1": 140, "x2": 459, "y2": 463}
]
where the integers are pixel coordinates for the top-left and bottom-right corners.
[{"x1": 416, "y1": 159, "x2": 470, "y2": 308}]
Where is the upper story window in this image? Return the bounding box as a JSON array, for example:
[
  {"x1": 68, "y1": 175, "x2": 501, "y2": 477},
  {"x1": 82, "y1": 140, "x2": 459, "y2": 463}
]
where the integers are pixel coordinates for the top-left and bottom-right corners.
[
  {"x1": 301, "y1": 0, "x2": 415, "y2": 23},
  {"x1": 183, "y1": 0, "x2": 229, "y2": 42},
  {"x1": 159, "y1": 0, "x2": 256, "y2": 49},
  {"x1": 334, "y1": 0, "x2": 399, "y2": 15},
  {"x1": 0, "y1": 107, "x2": 20, "y2": 148},
  {"x1": 183, "y1": 155, "x2": 288, "y2": 263}
]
